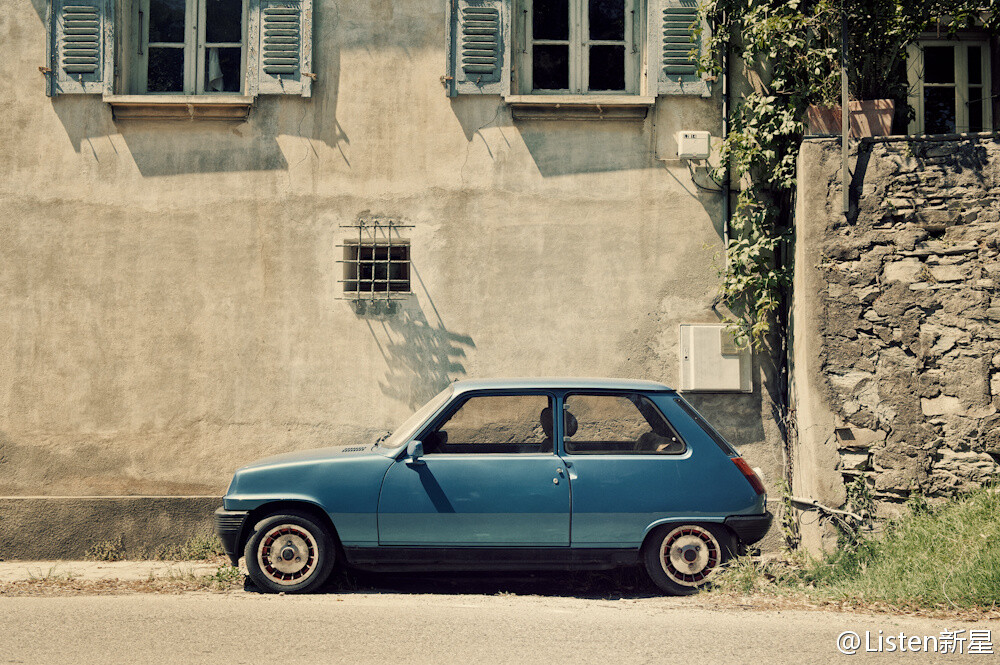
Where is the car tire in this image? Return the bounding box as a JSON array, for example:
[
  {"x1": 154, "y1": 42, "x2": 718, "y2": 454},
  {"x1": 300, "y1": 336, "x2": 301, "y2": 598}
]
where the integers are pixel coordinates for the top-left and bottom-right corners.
[
  {"x1": 244, "y1": 511, "x2": 336, "y2": 594},
  {"x1": 642, "y1": 523, "x2": 734, "y2": 595}
]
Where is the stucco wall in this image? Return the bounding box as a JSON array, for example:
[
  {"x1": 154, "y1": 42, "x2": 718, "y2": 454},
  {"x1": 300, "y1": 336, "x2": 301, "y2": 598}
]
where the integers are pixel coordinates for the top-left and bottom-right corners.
[
  {"x1": 793, "y1": 135, "x2": 1000, "y2": 551},
  {"x1": 0, "y1": 0, "x2": 780, "y2": 552}
]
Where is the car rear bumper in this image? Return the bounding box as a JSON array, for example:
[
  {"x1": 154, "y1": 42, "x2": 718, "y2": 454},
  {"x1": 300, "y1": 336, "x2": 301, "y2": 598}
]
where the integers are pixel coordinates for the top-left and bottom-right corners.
[
  {"x1": 214, "y1": 507, "x2": 249, "y2": 566},
  {"x1": 724, "y1": 512, "x2": 773, "y2": 545}
]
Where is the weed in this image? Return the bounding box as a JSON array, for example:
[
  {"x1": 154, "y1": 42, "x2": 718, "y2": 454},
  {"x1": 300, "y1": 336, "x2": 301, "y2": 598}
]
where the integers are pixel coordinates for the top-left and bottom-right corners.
[
  {"x1": 712, "y1": 485, "x2": 1000, "y2": 609},
  {"x1": 85, "y1": 535, "x2": 126, "y2": 561},
  {"x1": 206, "y1": 565, "x2": 244, "y2": 590},
  {"x1": 154, "y1": 535, "x2": 226, "y2": 561}
]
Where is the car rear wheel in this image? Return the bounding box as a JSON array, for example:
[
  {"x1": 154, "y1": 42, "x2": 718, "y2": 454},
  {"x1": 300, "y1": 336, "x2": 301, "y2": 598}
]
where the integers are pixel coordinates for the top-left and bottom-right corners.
[
  {"x1": 244, "y1": 511, "x2": 336, "y2": 594},
  {"x1": 643, "y1": 523, "x2": 733, "y2": 595}
]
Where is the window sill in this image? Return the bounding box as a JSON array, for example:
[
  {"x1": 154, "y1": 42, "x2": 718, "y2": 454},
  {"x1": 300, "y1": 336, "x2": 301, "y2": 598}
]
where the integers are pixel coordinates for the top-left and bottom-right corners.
[
  {"x1": 103, "y1": 95, "x2": 254, "y2": 121},
  {"x1": 504, "y1": 95, "x2": 654, "y2": 121}
]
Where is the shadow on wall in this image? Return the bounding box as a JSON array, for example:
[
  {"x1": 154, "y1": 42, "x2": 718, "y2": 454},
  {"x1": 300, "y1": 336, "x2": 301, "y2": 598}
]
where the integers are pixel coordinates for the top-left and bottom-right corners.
[
  {"x1": 449, "y1": 97, "x2": 655, "y2": 177},
  {"x1": 356, "y1": 263, "x2": 475, "y2": 410},
  {"x1": 41, "y1": 2, "x2": 348, "y2": 176},
  {"x1": 658, "y1": 161, "x2": 728, "y2": 239}
]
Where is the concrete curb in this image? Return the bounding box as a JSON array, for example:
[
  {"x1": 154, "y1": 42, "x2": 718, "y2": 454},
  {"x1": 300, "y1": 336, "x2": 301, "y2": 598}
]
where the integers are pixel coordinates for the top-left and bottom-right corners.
[{"x1": 0, "y1": 496, "x2": 222, "y2": 559}]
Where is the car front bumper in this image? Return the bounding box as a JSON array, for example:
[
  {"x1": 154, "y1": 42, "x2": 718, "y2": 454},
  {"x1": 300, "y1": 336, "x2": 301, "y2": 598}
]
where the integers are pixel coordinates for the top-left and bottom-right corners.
[
  {"x1": 724, "y1": 512, "x2": 773, "y2": 546},
  {"x1": 214, "y1": 507, "x2": 249, "y2": 566}
]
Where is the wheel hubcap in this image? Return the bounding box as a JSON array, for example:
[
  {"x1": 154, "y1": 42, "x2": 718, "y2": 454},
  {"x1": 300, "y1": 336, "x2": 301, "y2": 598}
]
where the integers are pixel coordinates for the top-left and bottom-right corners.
[
  {"x1": 257, "y1": 524, "x2": 319, "y2": 586},
  {"x1": 659, "y1": 525, "x2": 721, "y2": 587}
]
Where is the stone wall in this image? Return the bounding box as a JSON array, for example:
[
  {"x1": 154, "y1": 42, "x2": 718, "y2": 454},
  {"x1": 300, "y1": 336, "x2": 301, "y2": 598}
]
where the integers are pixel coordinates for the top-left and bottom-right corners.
[{"x1": 794, "y1": 135, "x2": 1000, "y2": 540}]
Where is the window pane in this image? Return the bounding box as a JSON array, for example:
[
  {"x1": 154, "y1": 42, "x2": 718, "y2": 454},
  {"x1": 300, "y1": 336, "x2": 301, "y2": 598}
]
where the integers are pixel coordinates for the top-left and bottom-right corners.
[
  {"x1": 589, "y1": 0, "x2": 624, "y2": 41},
  {"x1": 967, "y1": 46, "x2": 981, "y2": 85},
  {"x1": 589, "y1": 44, "x2": 625, "y2": 91},
  {"x1": 148, "y1": 0, "x2": 186, "y2": 43},
  {"x1": 968, "y1": 88, "x2": 983, "y2": 132},
  {"x1": 923, "y1": 46, "x2": 954, "y2": 84},
  {"x1": 147, "y1": 47, "x2": 185, "y2": 92},
  {"x1": 425, "y1": 395, "x2": 552, "y2": 454},
  {"x1": 564, "y1": 394, "x2": 685, "y2": 455},
  {"x1": 924, "y1": 87, "x2": 955, "y2": 134},
  {"x1": 206, "y1": 0, "x2": 243, "y2": 43},
  {"x1": 532, "y1": 0, "x2": 568, "y2": 40},
  {"x1": 205, "y1": 47, "x2": 242, "y2": 92},
  {"x1": 533, "y1": 44, "x2": 569, "y2": 90}
]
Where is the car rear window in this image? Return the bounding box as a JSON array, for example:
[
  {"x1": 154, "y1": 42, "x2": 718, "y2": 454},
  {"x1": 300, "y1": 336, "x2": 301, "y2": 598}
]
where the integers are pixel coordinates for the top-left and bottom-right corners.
[
  {"x1": 673, "y1": 397, "x2": 738, "y2": 456},
  {"x1": 563, "y1": 393, "x2": 686, "y2": 455}
]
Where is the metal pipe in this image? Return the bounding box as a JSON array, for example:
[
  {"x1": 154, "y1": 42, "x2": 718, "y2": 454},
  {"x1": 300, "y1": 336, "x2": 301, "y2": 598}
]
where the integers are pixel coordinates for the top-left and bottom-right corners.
[
  {"x1": 721, "y1": 11, "x2": 730, "y2": 256},
  {"x1": 841, "y1": 0, "x2": 849, "y2": 215}
]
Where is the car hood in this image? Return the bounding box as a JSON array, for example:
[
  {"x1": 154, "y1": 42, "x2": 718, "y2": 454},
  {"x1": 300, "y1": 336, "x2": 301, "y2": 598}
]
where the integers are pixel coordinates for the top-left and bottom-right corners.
[{"x1": 237, "y1": 444, "x2": 384, "y2": 471}]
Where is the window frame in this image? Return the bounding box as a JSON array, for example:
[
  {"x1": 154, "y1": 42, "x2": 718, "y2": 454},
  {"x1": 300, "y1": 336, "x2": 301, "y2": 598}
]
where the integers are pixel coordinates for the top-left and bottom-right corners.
[
  {"x1": 561, "y1": 391, "x2": 688, "y2": 456},
  {"x1": 515, "y1": 0, "x2": 643, "y2": 95},
  {"x1": 413, "y1": 390, "x2": 558, "y2": 456},
  {"x1": 128, "y1": 0, "x2": 249, "y2": 95},
  {"x1": 907, "y1": 37, "x2": 994, "y2": 135}
]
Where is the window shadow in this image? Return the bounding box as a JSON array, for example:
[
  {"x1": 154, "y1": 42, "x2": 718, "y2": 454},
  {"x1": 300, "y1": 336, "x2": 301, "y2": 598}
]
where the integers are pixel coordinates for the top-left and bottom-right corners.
[
  {"x1": 516, "y1": 117, "x2": 655, "y2": 176},
  {"x1": 355, "y1": 263, "x2": 475, "y2": 410},
  {"x1": 448, "y1": 97, "x2": 656, "y2": 177}
]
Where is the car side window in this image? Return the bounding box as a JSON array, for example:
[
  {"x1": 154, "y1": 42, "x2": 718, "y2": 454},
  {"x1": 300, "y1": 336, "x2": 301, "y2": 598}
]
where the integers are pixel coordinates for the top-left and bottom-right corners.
[
  {"x1": 563, "y1": 393, "x2": 686, "y2": 455},
  {"x1": 424, "y1": 394, "x2": 554, "y2": 454}
]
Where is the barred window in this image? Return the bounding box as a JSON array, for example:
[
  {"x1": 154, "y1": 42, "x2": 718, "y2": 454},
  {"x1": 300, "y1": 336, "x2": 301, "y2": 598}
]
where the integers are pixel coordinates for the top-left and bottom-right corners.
[
  {"x1": 342, "y1": 242, "x2": 410, "y2": 294},
  {"x1": 339, "y1": 218, "x2": 412, "y2": 300}
]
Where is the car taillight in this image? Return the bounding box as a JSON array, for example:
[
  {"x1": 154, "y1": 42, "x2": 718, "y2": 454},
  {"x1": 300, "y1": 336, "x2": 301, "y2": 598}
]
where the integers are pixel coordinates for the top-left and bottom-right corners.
[{"x1": 732, "y1": 457, "x2": 766, "y2": 495}]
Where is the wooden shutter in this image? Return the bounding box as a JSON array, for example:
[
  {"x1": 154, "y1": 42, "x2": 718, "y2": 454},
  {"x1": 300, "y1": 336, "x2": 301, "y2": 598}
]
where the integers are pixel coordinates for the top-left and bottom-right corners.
[
  {"x1": 251, "y1": 0, "x2": 313, "y2": 97},
  {"x1": 650, "y1": 0, "x2": 708, "y2": 96},
  {"x1": 445, "y1": 0, "x2": 509, "y2": 96},
  {"x1": 46, "y1": 0, "x2": 111, "y2": 95}
]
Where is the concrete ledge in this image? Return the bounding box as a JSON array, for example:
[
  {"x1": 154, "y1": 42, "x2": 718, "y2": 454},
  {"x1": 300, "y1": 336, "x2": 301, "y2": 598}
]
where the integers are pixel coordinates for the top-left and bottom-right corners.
[{"x1": 0, "y1": 496, "x2": 221, "y2": 560}]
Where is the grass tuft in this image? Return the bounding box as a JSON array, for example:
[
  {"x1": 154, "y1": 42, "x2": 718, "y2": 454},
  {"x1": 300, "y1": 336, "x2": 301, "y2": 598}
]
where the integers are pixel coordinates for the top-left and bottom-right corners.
[
  {"x1": 85, "y1": 535, "x2": 127, "y2": 562},
  {"x1": 712, "y1": 485, "x2": 1000, "y2": 609},
  {"x1": 153, "y1": 535, "x2": 226, "y2": 561}
]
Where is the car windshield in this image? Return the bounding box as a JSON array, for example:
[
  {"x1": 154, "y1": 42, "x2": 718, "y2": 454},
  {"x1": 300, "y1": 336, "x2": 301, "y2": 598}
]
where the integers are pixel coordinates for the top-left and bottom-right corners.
[{"x1": 377, "y1": 385, "x2": 454, "y2": 452}]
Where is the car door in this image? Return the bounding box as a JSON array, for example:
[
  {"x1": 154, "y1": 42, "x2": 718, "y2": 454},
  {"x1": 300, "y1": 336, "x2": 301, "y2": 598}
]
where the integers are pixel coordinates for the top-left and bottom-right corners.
[
  {"x1": 559, "y1": 392, "x2": 693, "y2": 547},
  {"x1": 377, "y1": 392, "x2": 571, "y2": 546}
]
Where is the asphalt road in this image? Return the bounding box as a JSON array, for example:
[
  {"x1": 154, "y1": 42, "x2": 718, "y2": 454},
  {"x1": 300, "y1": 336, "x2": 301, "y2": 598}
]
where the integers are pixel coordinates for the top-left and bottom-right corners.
[{"x1": 1, "y1": 587, "x2": 997, "y2": 664}]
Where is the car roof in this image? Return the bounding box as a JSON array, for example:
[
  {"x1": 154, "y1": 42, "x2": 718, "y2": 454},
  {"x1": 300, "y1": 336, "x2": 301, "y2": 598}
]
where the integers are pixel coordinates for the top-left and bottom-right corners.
[{"x1": 450, "y1": 377, "x2": 674, "y2": 393}]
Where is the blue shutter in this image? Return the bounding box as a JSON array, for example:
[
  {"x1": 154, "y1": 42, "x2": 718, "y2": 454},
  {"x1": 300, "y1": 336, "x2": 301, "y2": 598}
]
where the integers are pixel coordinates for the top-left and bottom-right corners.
[
  {"x1": 650, "y1": 0, "x2": 708, "y2": 96},
  {"x1": 46, "y1": 0, "x2": 111, "y2": 95},
  {"x1": 252, "y1": 0, "x2": 313, "y2": 97},
  {"x1": 446, "y1": 0, "x2": 509, "y2": 96}
]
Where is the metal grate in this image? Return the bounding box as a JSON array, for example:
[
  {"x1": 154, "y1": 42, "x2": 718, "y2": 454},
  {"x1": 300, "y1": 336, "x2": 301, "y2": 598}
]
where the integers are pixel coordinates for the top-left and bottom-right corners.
[{"x1": 337, "y1": 218, "x2": 413, "y2": 302}]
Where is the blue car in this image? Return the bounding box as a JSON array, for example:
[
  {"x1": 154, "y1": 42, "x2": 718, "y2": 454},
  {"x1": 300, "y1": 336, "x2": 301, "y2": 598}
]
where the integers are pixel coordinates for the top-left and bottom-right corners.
[{"x1": 215, "y1": 378, "x2": 771, "y2": 594}]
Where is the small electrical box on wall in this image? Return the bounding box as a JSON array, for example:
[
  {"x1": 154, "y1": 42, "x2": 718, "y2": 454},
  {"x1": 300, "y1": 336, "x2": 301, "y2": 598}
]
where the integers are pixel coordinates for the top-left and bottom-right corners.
[
  {"x1": 679, "y1": 323, "x2": 752, "y2": 392},
  {"x1": 676, "y1": 131, "x2": 712, "y2": 159}
]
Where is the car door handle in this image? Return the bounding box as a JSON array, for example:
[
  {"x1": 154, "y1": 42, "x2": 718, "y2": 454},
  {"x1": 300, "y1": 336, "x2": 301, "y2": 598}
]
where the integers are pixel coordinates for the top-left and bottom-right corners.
[{"x1": 556, "y1": 468, "x2": 564, "y2": 476}]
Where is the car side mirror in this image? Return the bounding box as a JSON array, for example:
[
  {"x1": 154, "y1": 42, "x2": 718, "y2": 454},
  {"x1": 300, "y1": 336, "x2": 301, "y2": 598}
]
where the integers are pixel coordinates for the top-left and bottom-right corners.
[{"x1": 406, "y1": 440, "x2": 424, "y2": 464}]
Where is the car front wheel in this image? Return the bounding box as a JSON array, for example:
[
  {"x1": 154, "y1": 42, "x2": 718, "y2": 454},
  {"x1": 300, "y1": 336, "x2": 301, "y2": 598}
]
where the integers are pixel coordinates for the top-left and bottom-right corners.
[
  {"x1": 244, "y1": 511, "x2": 336, "y2": 594},
  {"x1": 643, "y1": 523, "x2": 733, "y2": 595}
]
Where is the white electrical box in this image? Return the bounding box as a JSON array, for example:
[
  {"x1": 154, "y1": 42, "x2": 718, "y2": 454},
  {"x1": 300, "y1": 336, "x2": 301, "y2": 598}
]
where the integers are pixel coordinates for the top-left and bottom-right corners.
[
  {"x1": 676, "y1": 131, "x2": 712, "y2": 159},
  {"x1": 679, "y1": 323, "x2": 752, "y2": 392}
]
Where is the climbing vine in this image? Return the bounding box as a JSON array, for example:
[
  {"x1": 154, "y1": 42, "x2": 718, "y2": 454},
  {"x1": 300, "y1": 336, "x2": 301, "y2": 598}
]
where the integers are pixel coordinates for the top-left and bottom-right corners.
[{"x1": 695, "y1": 0, "x2": 998, "y2": 348}]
